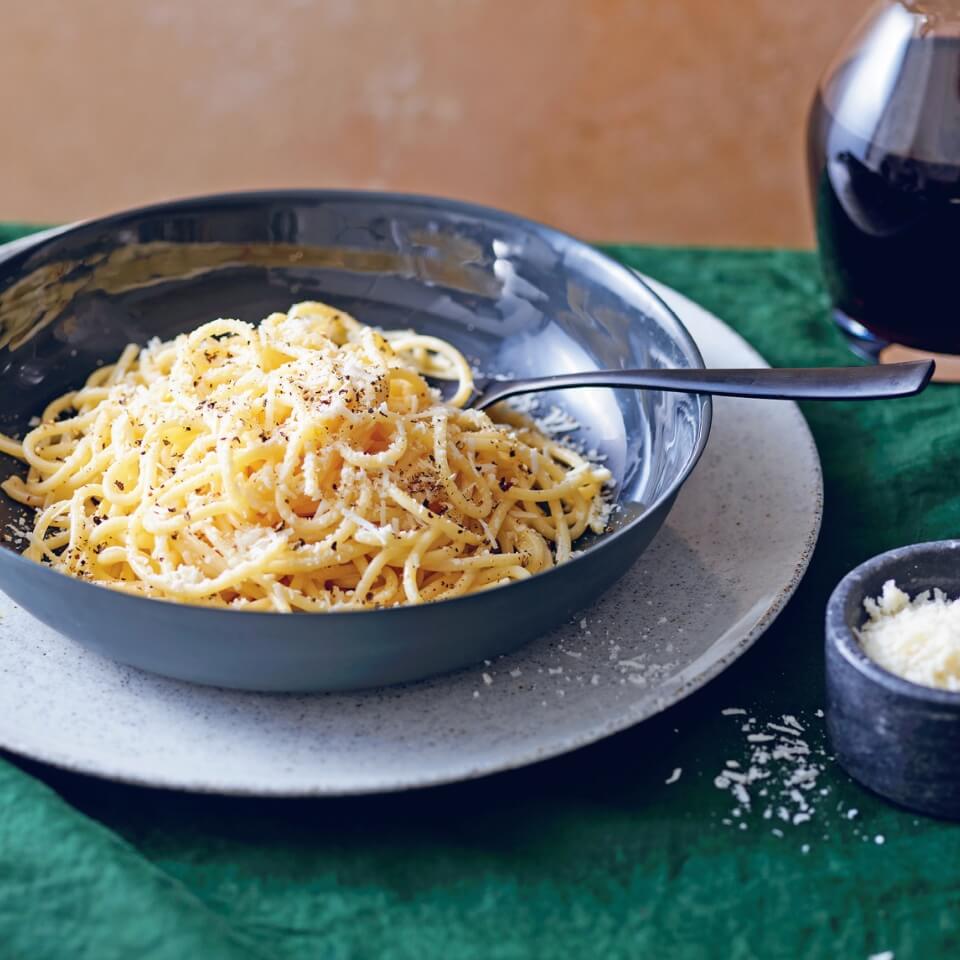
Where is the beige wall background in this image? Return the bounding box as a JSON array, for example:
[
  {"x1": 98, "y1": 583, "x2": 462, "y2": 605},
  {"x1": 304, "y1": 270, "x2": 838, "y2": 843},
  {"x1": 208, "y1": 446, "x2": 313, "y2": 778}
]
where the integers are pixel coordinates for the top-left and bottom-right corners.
[{"x1": 0, "y1": 0, "x2": 870, "y2": 246}]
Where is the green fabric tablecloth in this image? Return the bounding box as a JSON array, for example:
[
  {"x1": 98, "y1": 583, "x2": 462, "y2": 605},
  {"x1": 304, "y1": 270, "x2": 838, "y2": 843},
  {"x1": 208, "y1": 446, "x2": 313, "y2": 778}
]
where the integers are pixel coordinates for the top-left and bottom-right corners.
[{"x1": 1, "y1": 226, "x2": 958, "y2": 959}]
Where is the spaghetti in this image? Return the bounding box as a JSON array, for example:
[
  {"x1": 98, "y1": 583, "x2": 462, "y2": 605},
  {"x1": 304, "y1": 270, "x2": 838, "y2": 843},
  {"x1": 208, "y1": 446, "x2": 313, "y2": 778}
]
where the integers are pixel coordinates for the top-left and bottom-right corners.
[{"x1": 0, "y1": 302, "x2": 611, "y2": 611}]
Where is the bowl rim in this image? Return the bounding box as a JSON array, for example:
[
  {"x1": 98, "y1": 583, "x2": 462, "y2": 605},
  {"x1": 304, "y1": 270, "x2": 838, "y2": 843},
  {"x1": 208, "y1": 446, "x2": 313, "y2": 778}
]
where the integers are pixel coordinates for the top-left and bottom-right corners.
[
  {"x1": 0, "y1": 188, "x2": 713, "y2": 620},
  {"x1": 826, "y1": 538, "x2": 960, "y2": 706}
]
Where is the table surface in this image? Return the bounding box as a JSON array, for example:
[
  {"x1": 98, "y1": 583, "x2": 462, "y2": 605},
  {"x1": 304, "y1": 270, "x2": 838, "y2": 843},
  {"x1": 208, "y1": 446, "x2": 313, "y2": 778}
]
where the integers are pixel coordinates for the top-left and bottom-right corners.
[{"x1": 1, "y1": 225, "x2": 957, "y2": 960}]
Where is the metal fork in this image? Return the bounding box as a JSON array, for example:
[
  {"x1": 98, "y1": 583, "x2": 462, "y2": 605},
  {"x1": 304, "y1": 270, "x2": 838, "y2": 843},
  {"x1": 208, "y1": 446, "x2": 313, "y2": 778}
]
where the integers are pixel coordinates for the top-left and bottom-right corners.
[{"x1": 468, "y1": 360, "x2": 934, "y2": 409}]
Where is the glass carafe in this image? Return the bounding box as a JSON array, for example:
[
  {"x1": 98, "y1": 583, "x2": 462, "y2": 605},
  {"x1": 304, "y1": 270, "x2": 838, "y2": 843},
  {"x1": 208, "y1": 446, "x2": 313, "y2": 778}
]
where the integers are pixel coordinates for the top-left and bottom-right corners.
[{"x1": 808, "y1": 1, "x2": 960, "y2": 358}]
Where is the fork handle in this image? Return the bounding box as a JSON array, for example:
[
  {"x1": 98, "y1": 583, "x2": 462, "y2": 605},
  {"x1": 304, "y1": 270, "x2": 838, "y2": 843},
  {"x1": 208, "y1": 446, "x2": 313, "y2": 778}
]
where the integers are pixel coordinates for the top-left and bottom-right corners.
[{"x1": 473, "y1": 360, "x2": 934, "y2": 408}]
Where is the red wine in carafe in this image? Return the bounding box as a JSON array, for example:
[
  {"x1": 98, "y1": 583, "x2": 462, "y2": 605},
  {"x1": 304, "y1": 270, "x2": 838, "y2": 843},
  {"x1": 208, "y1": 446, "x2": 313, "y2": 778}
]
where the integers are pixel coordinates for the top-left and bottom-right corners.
[{"x1": 808, "y1": 36, "x2": 960, "y2": 354}]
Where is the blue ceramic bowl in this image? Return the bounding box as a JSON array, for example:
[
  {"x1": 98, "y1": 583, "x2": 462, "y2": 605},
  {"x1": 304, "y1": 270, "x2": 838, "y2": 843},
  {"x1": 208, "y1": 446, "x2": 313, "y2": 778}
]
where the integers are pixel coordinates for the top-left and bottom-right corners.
[
  {"x1": 0, "y1": 191, "x2": 711, "y2": 691},
  {"x1": 826, "y1": 540, "x2": 960, "y2": 818}
]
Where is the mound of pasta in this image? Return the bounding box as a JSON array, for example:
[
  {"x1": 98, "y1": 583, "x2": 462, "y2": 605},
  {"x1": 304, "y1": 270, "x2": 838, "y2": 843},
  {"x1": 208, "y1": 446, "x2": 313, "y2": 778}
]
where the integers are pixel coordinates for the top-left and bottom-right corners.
[{"x1": 0, "y1": 302, "x2": 611, "y2": 610}]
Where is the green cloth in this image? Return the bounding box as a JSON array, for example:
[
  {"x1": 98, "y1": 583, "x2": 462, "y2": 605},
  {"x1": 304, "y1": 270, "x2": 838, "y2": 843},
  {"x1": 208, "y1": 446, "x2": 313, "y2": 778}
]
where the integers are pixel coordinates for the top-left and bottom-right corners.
[
  {"x1": 0, "y1": 223, "x2": 49, "y2": 247},
  {"x1": 2, "y1": 228, "x2": 959, "y2": 959}
]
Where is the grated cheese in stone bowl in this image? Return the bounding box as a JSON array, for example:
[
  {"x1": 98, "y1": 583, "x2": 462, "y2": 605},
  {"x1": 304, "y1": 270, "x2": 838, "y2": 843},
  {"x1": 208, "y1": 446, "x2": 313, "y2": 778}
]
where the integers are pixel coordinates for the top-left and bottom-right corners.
[{"x1": 857, "y1": 579, "x2": 960, "y2": 691}]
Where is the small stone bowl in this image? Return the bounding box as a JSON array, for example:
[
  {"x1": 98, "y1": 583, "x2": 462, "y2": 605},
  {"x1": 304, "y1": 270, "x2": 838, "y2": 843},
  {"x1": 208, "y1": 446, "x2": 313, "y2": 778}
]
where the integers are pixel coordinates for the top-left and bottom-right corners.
[{"x1": 826, "y1": 540, "x2": 960, "y2": 819}]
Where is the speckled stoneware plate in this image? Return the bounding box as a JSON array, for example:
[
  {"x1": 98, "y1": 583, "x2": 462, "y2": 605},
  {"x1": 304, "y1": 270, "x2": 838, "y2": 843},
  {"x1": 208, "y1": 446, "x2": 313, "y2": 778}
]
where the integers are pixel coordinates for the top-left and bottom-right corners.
[{"x1": 0, "y1": 277, "x2": 822, "y2": 794}]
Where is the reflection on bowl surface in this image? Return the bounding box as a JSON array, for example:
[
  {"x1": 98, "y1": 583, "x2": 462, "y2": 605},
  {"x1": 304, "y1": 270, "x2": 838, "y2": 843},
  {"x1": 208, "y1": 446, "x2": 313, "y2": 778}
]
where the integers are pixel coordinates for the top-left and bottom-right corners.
[{"x1": 0, "y1": 191, "x2": 710, "y2": 690}]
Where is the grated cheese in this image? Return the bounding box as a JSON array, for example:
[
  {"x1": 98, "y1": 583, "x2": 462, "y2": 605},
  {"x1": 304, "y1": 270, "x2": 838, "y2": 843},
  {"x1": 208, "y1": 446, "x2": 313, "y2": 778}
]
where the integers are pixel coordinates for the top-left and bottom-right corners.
[{"x1": 858, "y1": 579, "x2": 960, "y2": 691}]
